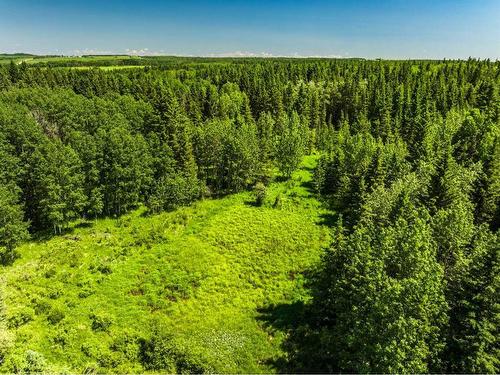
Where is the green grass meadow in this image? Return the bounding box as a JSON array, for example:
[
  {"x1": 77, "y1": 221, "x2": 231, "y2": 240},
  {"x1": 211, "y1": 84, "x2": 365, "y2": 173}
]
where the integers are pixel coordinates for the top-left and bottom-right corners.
[{"x1": 0, "y1": 156, "x2": 331, "y2": 373}]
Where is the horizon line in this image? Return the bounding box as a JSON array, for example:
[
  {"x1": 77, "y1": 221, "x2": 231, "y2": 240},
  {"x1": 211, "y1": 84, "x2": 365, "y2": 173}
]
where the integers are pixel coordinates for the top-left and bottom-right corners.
[{"x1": 1, "y1": 52, "x2": 499, "y2": 62}]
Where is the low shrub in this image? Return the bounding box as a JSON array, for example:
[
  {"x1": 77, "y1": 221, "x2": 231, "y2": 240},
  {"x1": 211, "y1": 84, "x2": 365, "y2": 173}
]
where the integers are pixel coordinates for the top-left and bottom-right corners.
[
  {"x1": 89, "y1": 312, "x2": 114, "y2": 332},
  {"x1": 253, "y1": 182, "x2": 267, "y2": 206},
  {"x1": 47, "y1": 306, "x2": 65, "y2": 325},
  {"x1": 7, "y1": 306, "x2": 35, "y2": 328},
  {"x1": 24, "y1": 350, "x2": 46, "y2": 373},
  {"x1": 0, "y1": 325, "x2": 14, "y2": 363},
  {"x1": 140, "y1": 326, "x2": 208, "y2": 374}
]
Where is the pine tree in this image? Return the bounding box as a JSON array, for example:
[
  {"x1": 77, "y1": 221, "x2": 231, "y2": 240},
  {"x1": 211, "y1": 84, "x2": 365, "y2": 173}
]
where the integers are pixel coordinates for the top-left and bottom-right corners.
[
  {"x1": 313, "y1": 178, "x2": 447, "y2": 373},
  {"x1": 442, "y1": 225, "x2": 499, "y2": 373}
]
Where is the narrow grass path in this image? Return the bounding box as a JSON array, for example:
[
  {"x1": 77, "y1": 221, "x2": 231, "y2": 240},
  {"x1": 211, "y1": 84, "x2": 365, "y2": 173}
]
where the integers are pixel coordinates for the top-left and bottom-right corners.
[{"x1": 0, "y1": 155, "x2": 331, "y2": 373}]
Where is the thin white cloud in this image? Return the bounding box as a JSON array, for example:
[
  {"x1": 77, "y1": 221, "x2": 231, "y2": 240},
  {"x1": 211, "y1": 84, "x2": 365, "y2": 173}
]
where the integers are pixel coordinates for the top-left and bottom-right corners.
[
  {"x1": 205, "y1": 51, "x2": 275, "y2": 58},
  {"x1": 69, "y1": 48, "x2": 165, "y2": 56},
  {"x1": 61, "y1": 49, "x2": 349, "y2": 58},
  {"x1": 203, "y1": 51, "x2": 349, "y2": 58},
  {"x1": 71, "y1": 48, "x2": 116, "y2": 56},
  {"x1": 125, "y1": 48, "x2": 163, "y2": 56}
]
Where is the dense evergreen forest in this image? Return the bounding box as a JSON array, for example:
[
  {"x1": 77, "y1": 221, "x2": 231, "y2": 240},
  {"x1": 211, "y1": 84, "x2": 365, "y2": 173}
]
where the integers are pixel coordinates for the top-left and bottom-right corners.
[{"x1": 0, "y1": 58, "x2": 499, "y2": 373}]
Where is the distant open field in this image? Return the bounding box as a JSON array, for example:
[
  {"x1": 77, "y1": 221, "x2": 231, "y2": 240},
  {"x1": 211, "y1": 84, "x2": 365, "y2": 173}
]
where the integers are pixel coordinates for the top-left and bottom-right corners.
[
  {"x1": 0, "y1": 54, "x2": 35, "y2": 64},
  {"x1": 0, "y1": 53, "x2": 369, "y2": 69},
  {"x1": 0, "y1": 54, "x2": 147, "y2": 67},
  {"x1": 41, "y1": 65, "x2": 146, "y2": 71}
]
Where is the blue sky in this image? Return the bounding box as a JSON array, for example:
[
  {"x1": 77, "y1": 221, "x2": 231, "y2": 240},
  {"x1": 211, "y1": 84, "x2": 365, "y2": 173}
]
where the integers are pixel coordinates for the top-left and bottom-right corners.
[{"x1": 1, "y1": 0, "x2": 499, "y2": 59}]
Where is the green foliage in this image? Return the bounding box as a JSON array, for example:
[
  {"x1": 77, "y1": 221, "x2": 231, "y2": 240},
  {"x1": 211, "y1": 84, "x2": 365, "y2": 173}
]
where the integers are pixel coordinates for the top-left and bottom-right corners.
[
  {"x1": 90, "y1": 312, "x2": 114, "y2": 332},
  {"x1": 253, "y1": 182, "x2": 267, "y2": 206},
  {"x1": 311, "y1": 180, "x2": 448, "y2": 373},
  {"x1": 7, "y1": 306, "x2": 35, "y2": 329},
  {"x1": 0, "y1": 186, "x2": 29, "y2": 265},
  {"x1": 98, "y1": 126, "x2": 152, "y2": 216},
  {"x1": 147, "y1": 174, "x2": 199, "y2": 213},
  {"x1": 0, "y1": 57, "x2": 498, "y2": 373},
  {"x1": 140, "y1": 324, "x2": 208, "y2": 373},
  {"x1": 0, "y1": 160, "x2": 330, "y2": 373},
  {"x1": 315, "y1": 126, "x2": 409, "y2": 226},
  {"x1": 46, "y1": 306, "x2": 65, "y2": 325},
  {"x1": 32, "y1": 140, "x2": 87, "y2": 233},
  {"x1": 24, "y1": 350, "x2": 47, "y2": 373},
  {"x1": 0, "y1": 325, "x2": 14, "y2": 365},
  {"x1": 307, "y1": 87, "x2": 499, "y2": 373},
  {"x1": 195, "y1": 118, "x2": 260, "y2": 194},
  {"x1": 275, "y1": 112, "x2": 306, "y2": 178}
]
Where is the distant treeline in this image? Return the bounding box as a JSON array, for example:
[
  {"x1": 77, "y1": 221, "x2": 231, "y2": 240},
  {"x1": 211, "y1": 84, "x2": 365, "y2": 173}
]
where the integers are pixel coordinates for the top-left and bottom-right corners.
[{"x1": 0, "y1": 58, "x2": 498, "y2": 373}]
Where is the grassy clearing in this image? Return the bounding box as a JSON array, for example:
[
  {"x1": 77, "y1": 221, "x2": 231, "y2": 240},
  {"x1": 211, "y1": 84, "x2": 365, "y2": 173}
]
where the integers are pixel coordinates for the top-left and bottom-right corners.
[
  {"x1": 82, "y1": 65, "x2": 145, "y2": 70},
  {"x1": 0, "y1": 155, "x2": 331, "y2": 373},
  {"x1": 3, "y1": 55, "x2": 147, "y2": 68},
  {"x1": 26, "y1": 55, "x2": 138, "y2": 64}
]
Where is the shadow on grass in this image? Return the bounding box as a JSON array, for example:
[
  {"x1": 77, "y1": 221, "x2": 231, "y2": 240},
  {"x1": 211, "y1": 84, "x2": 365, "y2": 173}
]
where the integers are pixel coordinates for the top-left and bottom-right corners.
[
  {"x1": 74, "y1": 221, "x2": 93, "y2": 229},
  {"x1": 258, "y1": 300, "x2": 307, "y2": 330},
  {"x1": 257, "y1": 298, "x2": 333, "y2": 373},
  {"x1": 140, "y1": 207, "x2": 171, "y2": 218},
  {"x1": 31, "y1": 226, "x2": 76, "y2": 243},
  {"x1": 243, "y1": 198, "x2": 257, "y2": 207},
  {"x1": 256, "y1": 263, "x2": 336, "y2": 373},
  {"x1": 257, "y1": 301, "x2": 308, "y2": 373},
  {"x1": 318, "y1": 212, "x2": 339, "y2": 227},
  {"x1": 300, "y1": 179, "x2": 316, "y2": 194},
  {"x1": 29, "y1": 219, "x2": 95, "y2": 243}
]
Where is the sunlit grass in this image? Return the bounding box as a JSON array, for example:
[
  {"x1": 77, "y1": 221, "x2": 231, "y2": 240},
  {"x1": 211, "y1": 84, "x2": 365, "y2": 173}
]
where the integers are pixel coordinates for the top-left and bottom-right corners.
[{"x1": 1, "y1": 156, "x2": 331, "y2": 373}]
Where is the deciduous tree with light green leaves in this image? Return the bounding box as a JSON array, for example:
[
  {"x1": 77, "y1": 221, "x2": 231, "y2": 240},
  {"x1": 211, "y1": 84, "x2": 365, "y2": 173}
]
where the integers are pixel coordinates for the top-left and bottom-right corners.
[
  {"x1": 0, "y1": 186, "x2": 29, "y2": 265},
  {"x1": 276, "y1": 112, "x2": 305, "y2": 178}
]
